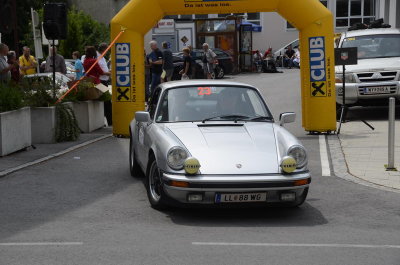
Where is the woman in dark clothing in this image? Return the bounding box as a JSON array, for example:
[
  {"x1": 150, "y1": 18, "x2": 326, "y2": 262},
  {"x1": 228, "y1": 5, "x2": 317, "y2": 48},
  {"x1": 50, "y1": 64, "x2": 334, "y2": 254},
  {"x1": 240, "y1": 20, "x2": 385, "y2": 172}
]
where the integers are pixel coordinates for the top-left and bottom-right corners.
[
  {"x1": 7, "y1": 51, "x2": 20, "y2": 83},
  {"x1": 179, "y1": 47, "x2": 192, "y2": 79},
  {"x1": 83, "y1": 46, "x2": 110, "y2": 84}
]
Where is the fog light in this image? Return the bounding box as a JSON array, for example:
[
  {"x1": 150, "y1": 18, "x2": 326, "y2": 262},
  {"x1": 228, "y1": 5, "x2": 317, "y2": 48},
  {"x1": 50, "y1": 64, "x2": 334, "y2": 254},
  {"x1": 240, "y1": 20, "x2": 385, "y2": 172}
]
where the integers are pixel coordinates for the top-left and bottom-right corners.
[
  {"x1": 280, "y1": 192, "x2": 296, "y2": 202},
  {"x1": 184, "y1": 157, "x2": 201, "y2": 175},
  {"x1": 188, "y1": 193, "x2": 203, "y2": 202},
  {"x1": 280, "y1": 156, "x2": 297, "y2": 173}
]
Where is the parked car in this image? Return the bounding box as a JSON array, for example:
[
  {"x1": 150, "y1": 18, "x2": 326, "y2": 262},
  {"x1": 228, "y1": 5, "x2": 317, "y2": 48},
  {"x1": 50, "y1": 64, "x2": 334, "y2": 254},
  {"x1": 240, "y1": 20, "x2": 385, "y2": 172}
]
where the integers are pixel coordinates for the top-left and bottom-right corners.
[
  {"x1": 274, "y1": 39, "x2": 299, "y2": 67},
  {"x1": 335, "y1": 28, "x2": 400, "y2": 106},
  {"x1": 24, "y1": 73, "x2": 71, "y2": 96},
  {"x1": 40, "y1": 59, "x2": 76, "y2": 80},
  {"x1": 172, "y1": 49, "x2": 234, "y2": 80},
  {"x1": 129, "y1": 80, "x2": 310, "y2": 209}
]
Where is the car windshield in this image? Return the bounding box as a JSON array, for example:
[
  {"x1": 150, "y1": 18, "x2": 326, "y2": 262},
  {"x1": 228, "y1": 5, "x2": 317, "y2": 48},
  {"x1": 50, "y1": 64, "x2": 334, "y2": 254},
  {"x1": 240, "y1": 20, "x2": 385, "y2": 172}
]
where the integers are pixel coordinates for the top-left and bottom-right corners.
[
  {"x1": 155, "y1": 86, "x2": 272, "y2": 122},
  {"x1": 341, "y1": 34, "x2": 400, "y2": 59}
]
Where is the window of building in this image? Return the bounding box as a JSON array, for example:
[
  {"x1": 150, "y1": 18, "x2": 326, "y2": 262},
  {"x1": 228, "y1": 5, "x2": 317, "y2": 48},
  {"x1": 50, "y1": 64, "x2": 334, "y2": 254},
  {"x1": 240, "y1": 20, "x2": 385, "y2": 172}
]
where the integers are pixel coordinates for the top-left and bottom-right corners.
[
  {"x1": 217, "y1": 13, "x2": 262, "y2": 26},
  {"x1": 336, "y1": 0, "x2": 376, "y2": 28},
  {"x1": 286, "y1": 0, "x2": 328, "y2": 29}
]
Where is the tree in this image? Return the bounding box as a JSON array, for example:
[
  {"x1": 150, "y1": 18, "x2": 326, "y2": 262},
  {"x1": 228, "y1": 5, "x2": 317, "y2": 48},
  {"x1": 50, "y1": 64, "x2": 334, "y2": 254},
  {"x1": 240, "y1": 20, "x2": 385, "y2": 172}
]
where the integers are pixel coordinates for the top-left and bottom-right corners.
[{"x1": 58, "y1": 7, "x2": 110, "y2": 58}]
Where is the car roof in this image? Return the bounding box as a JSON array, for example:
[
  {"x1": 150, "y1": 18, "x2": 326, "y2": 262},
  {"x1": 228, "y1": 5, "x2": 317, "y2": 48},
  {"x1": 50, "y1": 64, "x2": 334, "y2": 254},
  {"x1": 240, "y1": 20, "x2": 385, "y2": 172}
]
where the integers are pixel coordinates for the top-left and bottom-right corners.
[
  {"x1": 342, "y1": 28, "x2": 400, "y2": 38},
  {"x1": 158, "y1": 80, "x2": 257, "y2": 91}
]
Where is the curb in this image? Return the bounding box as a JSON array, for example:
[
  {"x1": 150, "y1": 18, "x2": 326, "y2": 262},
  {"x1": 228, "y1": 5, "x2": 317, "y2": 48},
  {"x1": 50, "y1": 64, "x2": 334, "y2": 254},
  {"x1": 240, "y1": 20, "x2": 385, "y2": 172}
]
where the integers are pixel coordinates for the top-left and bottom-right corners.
[
  {"x1": 0, "y1": 134, "x2": 112, "y2": 178},
  {"x1": 327, "y1": 135, "x2": 400, "y2": 194}
]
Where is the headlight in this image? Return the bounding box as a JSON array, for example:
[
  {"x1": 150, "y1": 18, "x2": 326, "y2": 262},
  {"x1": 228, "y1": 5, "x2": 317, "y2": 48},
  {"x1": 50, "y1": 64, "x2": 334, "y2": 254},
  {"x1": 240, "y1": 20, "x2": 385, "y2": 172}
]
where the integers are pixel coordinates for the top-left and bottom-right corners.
[
  {"x1": 287, "y1": 145, "x2": 307, "y2": 168},
  {"x1": 335, "y1": 73, "x2": 356, "y2": 83},
  {"x1": 167, "y1": 147, "x2": 188, "y2": 170}
]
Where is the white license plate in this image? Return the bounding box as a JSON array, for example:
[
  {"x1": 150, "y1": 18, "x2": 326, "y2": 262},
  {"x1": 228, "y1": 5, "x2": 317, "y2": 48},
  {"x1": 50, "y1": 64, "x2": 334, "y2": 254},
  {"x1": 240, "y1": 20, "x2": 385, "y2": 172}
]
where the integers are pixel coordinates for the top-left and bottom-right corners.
[
  {"x1": 215, "y1": 192, "x2": 267, "y2": 203},
  {"x1": 364, "y1": 87, "x2": 391, "y2": 94}
]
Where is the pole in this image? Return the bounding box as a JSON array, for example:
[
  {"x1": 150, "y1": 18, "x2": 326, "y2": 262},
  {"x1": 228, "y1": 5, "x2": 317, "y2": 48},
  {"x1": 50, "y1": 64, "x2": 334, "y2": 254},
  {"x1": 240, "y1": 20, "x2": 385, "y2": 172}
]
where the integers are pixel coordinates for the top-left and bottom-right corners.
[
  {"x1": 52, "y1": 39, "x2": 56, "y2": 100},
  {"x1": 337, "y1": 65, "x2": 346, "y2": 134},
  {"x1": 387, "y1": 97, "x2": 396, "y2": 170}
]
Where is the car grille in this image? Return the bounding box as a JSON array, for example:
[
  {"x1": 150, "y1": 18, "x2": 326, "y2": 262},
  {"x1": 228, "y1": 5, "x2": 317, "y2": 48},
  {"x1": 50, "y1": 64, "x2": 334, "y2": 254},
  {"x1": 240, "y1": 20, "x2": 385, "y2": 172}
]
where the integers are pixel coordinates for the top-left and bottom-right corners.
[
  {"x1": 357, "y1": 71, "x2": 398, "y2": 82},
  {"x1": 358, "y1": 85, "x2": 397, "y2": 95}
]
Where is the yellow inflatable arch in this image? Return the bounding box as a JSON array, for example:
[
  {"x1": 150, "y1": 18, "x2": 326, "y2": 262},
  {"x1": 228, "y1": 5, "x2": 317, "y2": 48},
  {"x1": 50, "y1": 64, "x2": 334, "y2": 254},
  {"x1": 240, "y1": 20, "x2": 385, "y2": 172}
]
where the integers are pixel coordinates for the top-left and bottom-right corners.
[{"x1": 111, "y1": 0, "x2": 336, "y2": 136}]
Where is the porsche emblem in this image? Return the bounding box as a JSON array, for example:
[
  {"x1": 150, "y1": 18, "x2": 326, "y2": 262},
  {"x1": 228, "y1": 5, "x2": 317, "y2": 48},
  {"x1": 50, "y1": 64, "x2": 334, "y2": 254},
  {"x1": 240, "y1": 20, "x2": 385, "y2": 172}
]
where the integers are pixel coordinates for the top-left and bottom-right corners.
[{"x1": 236, "y1": 164, "x2": 242, "y2": 169}]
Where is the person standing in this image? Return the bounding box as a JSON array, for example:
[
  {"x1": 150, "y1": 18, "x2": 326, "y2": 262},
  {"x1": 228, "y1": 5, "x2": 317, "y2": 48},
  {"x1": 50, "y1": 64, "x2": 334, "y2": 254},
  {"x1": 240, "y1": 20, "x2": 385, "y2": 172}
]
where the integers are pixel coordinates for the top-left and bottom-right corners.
[
  {"x1": 148, "y1": 41, "x2": 163, "y2": 95},
  {"x1": 7, "y1": 51, "x2": 20, "y2": 83},
  {"x1": 19, "y1": 46, "x2": 38, "y2": 76},
  {"x1": 202, "y1": 43, "x2": 217, "y2": 79},
  {"x1": 188, "y1": 45, "x2": 196, "y2": 78},
  {"x1": 179, "y1": 47, "x2": 192, "y2": 80},
  {"x1": 98, "y1": 43, "x2": 111, "y2": 86},
  {"x1": 161, "y1": 42, "x2": 174, "y2": 82},
  {"x1": 83, "y1": 46, "x2": 110, "y2": 84},
  {"x1": 72, "y1": 51, "x2": 84, "y2": 80},
  {"x1": 44, "y1": 47, "x2": 67, "y2": 74},
  {"x1": 0, "y1": 43, "x2": 13, "y2": 83}
]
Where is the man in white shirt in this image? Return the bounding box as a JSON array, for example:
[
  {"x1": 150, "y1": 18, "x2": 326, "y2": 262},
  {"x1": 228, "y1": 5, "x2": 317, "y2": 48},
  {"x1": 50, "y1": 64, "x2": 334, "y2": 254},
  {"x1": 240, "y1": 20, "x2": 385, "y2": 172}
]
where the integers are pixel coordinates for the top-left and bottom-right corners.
[{"x1": 97, "y1": 43, "x2": 110, "y2": 86}]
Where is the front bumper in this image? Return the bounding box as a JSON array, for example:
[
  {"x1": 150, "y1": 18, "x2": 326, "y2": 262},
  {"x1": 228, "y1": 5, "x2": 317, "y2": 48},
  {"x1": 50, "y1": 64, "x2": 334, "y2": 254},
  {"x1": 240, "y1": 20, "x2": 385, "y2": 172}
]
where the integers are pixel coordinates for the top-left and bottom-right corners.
[
  {"x1": 162, "y1": 172, "x2": 311, "y2": 205},
  {"x1": 335, "y1": 81, "x2": 400, "y2": 105}
]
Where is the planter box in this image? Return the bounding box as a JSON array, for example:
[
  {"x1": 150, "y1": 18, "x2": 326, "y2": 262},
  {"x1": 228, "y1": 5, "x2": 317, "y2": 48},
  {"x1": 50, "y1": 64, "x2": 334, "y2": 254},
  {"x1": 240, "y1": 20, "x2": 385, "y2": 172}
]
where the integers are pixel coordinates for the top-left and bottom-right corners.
[
  {"x1": 31, "y1": 103, "x2": 73, "y2": 144},
  {"x1": 73, "y1": 101, "x2": 104, "y2": 133},
  {"x1": 0, "y1": 107, "x2": 31, "y2": 156}
]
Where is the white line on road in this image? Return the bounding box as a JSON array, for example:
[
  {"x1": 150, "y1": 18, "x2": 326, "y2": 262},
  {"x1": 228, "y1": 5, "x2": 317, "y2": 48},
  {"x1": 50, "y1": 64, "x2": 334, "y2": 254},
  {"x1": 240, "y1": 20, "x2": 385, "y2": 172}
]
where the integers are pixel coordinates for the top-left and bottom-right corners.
[
  {"x1": 192, "y1": 242, "x2": 400, "y2": 249},
  {"x1": 319, "y1": 135, "x2": 331, "y2": 176},
  {"x1": 0, "y1": 242, "x2": 83, "y2": 246}
]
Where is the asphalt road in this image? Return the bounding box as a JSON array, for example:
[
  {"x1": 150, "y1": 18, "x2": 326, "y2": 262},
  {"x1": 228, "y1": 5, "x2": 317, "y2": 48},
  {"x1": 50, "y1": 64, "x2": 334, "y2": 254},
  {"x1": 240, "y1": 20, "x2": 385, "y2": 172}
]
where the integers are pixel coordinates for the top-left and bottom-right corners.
[{"x1": 1, "y1": 71, "x2": 400, "y2": 265}]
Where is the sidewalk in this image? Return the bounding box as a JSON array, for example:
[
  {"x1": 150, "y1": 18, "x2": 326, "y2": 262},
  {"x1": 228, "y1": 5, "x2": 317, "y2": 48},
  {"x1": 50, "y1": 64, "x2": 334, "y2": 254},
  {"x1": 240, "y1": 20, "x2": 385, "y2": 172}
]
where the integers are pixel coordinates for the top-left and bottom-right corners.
[
  {"x1": 338, "y1": 120, "x2": 400, "y2": 190},
  {"x1": 0, "y1": 127, "x2": 112, "y2": 176}
]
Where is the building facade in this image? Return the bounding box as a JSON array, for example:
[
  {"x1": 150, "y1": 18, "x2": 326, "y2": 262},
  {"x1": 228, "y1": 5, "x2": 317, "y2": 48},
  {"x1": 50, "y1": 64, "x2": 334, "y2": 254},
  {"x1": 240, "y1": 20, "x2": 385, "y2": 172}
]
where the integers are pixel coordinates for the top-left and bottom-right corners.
[{"x1": 70, "y1": 0, "x2": 400, "y2": 53}]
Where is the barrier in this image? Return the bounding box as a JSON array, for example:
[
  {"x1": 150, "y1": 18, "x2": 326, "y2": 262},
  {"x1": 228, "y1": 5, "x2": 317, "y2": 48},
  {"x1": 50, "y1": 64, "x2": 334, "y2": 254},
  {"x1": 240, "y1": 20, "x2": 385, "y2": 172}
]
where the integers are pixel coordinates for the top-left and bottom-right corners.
[{"x1": 111, "y1": 0, "x2": 337, "y2": 136}]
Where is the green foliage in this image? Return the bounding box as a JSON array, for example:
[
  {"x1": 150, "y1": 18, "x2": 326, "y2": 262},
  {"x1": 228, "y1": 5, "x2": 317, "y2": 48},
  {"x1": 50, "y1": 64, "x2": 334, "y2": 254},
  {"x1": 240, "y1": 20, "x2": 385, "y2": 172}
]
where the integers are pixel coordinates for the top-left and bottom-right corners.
[
  {"x1": 55, "y1": 104, "x2": 80, "y2": 142},
  {"x1": 21, "y1": 77, "x2": 58, "y2": 107},
  {"x1": 98, "y1": 91, "x2": 112, "y2": 102},
  {"x1": 0, "y1": 82, "x2": 24, "y2": 112},
  {"x1": 62, "y1": 80, "x2": 95, "y2": 102},
  {"x1": 59, "y1": 7, "x2": 110, "y2": 58}
]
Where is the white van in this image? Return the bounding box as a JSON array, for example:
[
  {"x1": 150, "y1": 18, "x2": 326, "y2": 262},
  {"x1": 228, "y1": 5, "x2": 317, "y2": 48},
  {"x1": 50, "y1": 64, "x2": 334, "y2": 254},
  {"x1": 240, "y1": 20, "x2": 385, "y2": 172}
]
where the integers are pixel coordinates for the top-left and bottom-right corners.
[{"x1": 335, "y1": 28, "x2": 400, "y2": 106}]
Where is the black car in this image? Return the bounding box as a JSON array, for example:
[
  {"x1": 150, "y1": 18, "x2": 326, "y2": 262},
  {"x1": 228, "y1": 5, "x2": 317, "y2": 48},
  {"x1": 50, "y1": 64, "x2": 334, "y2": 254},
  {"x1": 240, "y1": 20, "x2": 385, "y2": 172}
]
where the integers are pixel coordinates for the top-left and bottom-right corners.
[{"x1": 172, "y1": 49, "x2": 234, "y2": 80}]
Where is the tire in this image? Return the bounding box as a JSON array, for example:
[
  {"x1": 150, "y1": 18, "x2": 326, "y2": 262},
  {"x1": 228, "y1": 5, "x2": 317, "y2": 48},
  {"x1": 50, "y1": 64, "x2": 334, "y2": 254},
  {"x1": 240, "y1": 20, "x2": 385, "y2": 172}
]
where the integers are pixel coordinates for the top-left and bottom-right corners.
[
  {"x1": 146, "y1": 158, "x2": 167, "y2": 210},
  {"x1": 215, "y1": 66, "x2": 225, "y2": 79},
  {"x1": 129, "y1": 133, "x2": 142, "y2": 177}
]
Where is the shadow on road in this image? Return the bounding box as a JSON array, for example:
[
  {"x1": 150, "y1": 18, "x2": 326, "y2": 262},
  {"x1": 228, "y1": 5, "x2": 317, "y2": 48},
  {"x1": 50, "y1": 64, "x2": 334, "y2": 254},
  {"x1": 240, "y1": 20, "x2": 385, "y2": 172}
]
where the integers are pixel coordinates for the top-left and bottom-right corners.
[{"x1": 164, "y1": 202, "x2": 328, "y2": 228}]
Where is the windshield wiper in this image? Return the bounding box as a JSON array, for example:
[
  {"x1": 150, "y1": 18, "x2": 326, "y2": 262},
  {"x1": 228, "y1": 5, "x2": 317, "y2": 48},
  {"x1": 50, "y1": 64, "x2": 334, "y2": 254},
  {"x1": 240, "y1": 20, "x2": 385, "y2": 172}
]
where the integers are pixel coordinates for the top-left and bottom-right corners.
[
  {"x1": 248, "y1": 116, "x2": 273, "y2": 121},
  {"x1": 202, "y1": 115, "x2": 250, "y2": 123}
]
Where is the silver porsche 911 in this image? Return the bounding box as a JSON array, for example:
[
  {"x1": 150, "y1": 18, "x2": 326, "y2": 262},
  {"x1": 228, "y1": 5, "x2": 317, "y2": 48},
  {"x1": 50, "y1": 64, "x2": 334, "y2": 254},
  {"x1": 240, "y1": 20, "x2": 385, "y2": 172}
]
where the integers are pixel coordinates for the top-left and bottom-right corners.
[{"x1": 129, "y1": 80, "x2": 311, "y2": 209}]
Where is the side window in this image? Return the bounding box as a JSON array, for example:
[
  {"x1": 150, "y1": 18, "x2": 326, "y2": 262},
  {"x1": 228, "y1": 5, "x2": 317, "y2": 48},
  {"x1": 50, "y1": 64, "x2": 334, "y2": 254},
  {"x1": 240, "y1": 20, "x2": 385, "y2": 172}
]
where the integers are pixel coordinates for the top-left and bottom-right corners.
[{"x1": 149, "y1": 88, "x2": 161, "y2": 119}]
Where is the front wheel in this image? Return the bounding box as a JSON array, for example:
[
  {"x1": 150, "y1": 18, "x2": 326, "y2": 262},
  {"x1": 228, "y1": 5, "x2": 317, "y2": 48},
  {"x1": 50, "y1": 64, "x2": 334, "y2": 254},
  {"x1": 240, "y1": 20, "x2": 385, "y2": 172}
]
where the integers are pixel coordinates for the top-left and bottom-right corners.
[
  {"x1": 215, "y1": 66, "x2": 225, "y2": 79},
  {"x1": 146, "y1": 159, "x2": 167, "y2": 209}
]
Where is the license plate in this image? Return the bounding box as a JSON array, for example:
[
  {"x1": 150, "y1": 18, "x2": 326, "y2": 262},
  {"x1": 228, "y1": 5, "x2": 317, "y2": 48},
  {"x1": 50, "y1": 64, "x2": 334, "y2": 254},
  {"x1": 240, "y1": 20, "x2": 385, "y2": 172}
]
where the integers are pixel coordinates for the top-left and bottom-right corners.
[
  {"x1": 215, "y1": 192, "x2": 267, "y2": 203},
  {"x1": 364, "y1": 86, "x2": 391, "y2": 94}
]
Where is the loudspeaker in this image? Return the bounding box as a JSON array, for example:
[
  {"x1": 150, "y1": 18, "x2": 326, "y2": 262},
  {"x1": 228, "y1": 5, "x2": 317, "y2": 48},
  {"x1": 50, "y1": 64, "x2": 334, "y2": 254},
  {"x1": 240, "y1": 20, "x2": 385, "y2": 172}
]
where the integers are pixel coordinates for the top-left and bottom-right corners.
[{"x1": 43, "y1": 3, "x2": 67, "y2": 40}]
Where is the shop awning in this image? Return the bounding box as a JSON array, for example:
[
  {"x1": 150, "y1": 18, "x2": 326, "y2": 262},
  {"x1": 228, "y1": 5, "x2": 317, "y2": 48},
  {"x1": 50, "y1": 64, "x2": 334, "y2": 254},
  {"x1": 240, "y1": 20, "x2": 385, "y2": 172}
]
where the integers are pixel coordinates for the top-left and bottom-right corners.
[{"x1": 238, "y1": 21, "x2": 262, "y2": 32}]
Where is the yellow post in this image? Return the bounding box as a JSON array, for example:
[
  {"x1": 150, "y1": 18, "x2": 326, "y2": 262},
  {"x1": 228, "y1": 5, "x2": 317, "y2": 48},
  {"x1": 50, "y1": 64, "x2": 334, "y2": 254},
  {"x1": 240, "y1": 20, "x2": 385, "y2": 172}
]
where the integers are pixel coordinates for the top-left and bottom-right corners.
[{"x1": 111, "y1": 0, "x2": 337, "y2": 136}]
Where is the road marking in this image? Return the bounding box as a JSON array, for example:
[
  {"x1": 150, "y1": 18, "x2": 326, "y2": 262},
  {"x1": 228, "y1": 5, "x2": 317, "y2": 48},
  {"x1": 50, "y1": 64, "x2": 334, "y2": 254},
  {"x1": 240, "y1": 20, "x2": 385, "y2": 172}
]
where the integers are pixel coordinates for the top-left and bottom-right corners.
[
  {"x1": 192, "y1": 242, "x2": 400, "y2": 249},
  {"x1": 319, "y1": 135, "x2": 331, "y2": 176},
  {"x1": 0, "y1": 242, "x2": 83, "y2": 246}
]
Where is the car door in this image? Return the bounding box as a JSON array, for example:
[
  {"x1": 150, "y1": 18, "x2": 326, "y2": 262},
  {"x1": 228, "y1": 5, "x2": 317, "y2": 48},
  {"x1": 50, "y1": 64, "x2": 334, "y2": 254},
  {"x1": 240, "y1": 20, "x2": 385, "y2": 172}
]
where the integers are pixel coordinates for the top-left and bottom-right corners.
[{"x1": 136, "y1": 87, "x2": 162, "y2": 167}]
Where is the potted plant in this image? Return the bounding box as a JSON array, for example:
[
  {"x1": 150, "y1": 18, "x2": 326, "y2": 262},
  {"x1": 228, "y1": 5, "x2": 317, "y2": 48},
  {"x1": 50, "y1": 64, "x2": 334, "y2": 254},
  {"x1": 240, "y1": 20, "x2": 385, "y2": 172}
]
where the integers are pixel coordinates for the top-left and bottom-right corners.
[
  {"x1": 64, "y1": 80, "x2": 107, "y2": 133},
  {"x1": 23, "y1": 77, "x2": 80, "y2": 144},
  {"x1": 0, "y1": 82, "x2": 31, "y2": 156}
]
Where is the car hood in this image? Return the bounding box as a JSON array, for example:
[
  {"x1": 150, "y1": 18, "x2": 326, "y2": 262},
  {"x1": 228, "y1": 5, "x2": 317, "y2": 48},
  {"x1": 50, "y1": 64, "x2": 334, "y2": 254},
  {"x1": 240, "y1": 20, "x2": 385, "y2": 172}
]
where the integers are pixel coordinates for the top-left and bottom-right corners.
[
  {"x1": 335, "y1": 57, "x2": 400, "y2": 73},
  {"x1": 165, "y1": 122, "x2": 279, "y2": 174}
]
